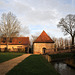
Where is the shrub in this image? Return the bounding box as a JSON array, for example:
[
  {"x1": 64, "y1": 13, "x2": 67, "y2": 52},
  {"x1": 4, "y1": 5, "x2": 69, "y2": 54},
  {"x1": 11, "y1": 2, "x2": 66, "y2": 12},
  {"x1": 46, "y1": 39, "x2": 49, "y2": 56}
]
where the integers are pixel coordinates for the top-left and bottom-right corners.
[
  {"x1": 4, "y1": 47, "x2": 9, "y2": 52},
  {"x1": 18, "y1": 48, "x2": 25, "y2": 52}
]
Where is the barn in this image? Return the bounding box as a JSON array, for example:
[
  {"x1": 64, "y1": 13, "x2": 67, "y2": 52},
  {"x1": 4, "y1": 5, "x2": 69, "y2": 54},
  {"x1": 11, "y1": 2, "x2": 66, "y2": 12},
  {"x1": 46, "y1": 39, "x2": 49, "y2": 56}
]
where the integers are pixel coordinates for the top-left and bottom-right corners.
[{"x1": 33, "y1": 31, "x2": 55, "y2": 54}]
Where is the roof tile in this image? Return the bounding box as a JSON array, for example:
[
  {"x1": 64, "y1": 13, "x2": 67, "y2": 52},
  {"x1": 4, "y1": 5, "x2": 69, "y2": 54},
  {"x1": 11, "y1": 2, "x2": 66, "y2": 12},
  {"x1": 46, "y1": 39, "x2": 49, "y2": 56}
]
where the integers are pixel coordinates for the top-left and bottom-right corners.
[
  {"x1": 33, "y1": 30, "x2": 54, "y2": 43},
  {"x1": 1, "y1": 37, "x2": 30, "y2": 45}
]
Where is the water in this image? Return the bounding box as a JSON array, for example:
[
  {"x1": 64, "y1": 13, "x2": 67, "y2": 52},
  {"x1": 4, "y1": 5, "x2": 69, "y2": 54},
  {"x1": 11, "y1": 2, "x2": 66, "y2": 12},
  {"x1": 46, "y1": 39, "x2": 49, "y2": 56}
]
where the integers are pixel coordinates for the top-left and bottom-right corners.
[{"x1": 52, "y1": 62, "x2": 75, "y2": 75}]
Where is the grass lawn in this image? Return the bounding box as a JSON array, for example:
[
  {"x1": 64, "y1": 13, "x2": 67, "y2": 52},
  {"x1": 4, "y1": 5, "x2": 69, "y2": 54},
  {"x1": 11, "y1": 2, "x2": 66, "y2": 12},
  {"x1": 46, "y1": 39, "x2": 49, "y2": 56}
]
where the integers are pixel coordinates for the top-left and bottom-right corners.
[
  {"x1": 6, "y1": 55, "x2": 60, "y2": 75},
  {"x1": 0, "y1": 52, "x2": 24, "y2": 63}
]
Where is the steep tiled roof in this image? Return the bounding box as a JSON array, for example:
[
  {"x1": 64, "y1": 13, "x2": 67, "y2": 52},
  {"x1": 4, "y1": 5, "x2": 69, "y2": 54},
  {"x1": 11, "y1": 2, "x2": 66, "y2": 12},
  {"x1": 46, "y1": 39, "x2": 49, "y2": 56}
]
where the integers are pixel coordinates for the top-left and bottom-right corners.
[
  {"x1": 33, "y1": 31, "x2": 54, "y2": 43},
  {"x1": 1, "y1": 37, "x2": 30, "y2": 45}
]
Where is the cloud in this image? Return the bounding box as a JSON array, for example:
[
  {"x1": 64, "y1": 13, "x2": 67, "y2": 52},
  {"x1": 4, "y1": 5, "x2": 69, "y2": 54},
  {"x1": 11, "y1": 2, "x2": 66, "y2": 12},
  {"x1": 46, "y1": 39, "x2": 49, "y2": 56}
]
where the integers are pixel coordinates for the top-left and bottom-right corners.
[
  {"x1": 0, "y1": 0, "x2": 64, "y2": 26},
  {"x1": 24, "y1": 9, "x2": 61, "y2": 25},
  {"x1": 1, "y1": 0, "x2": 61, "y2": 25},
  {"x1": 0, "y1": 0, "x2": 74, "y2": 38}
]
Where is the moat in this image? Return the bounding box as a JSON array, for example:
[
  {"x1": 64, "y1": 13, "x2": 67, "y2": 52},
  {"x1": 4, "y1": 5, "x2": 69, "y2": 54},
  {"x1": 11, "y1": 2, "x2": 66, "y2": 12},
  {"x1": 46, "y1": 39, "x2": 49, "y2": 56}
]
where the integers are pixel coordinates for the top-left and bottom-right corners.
[{"x1": 52, "y1": 61, "x2": 75, "y2": 75}]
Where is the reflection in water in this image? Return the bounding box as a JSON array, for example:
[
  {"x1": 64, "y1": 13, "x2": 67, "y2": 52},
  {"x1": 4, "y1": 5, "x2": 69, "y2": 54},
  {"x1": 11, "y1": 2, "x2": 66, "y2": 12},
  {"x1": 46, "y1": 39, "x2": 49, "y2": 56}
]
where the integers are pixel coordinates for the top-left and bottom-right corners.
[{"x1": 52, "y1": 62, "x2": 75, "y2": 75}]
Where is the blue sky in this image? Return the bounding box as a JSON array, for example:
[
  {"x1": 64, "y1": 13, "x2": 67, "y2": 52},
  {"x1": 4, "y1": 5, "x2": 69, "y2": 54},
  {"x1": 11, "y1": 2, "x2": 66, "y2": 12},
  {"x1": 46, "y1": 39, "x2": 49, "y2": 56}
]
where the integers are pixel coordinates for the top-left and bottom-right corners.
[{"x1": 0, "y1": 0, "x2": 75, "y2": 38}]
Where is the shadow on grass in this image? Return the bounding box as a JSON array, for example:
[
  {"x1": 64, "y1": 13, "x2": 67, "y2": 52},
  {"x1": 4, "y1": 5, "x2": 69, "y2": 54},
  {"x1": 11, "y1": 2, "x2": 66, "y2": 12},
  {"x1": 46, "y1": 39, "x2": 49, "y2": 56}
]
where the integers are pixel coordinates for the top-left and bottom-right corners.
[
  {"x1": 6, "y1": 55, "x2": 60, "y2": 75},
  {"x1": 0, "y1": 52, "x2": 24, "y2": 63}
]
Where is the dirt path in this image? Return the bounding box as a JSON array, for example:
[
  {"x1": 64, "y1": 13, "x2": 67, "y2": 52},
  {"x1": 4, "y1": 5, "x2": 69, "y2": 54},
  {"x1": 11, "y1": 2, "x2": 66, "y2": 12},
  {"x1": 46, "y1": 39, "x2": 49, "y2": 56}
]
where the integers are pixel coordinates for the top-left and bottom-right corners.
[{"x1": 0, "y1": 54, "x2": 31, "y2": 75}]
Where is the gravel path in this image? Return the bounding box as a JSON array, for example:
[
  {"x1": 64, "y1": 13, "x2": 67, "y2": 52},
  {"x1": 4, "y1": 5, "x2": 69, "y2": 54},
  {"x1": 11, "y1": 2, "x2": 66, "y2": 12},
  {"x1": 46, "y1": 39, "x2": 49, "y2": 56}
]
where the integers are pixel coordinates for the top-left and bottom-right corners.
[{"x1": 0, "y1": 54, "x2": 31, "y2": 75}]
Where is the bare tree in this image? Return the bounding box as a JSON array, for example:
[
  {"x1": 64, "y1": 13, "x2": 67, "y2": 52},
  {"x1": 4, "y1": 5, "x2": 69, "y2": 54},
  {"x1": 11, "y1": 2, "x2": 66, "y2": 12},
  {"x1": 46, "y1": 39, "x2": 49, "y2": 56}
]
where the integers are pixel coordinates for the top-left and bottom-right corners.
[
  {"x1": 57, "y1": 14, "x2": 75, "y2": 46},
  {"x1": 58, "y1": 38, "x2": 64, "y2": 48},
  {"x1": 0, "y1": 33, "x2": 3, "y2": 51},
  {"x1": 64, "y1": 39, "x2": 68, "y2": 46},
  {"x1": 31, "y1": 35, "x2": 38, "y2": 44},
  {"x1": 20, "y1": 25, "x2": 30, "y2": 36},
  {"x1": 31, "y1": 32, "x2": 40, "y2": 45},
  {"x1": 0, "y1": 12, "x2": 21, "y2": 50}
]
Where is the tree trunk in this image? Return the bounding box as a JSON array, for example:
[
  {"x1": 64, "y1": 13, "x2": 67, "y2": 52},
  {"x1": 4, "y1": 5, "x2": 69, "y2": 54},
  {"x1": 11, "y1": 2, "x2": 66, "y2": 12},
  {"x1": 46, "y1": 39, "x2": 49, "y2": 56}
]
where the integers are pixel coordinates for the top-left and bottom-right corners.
[
  {"x1": 71, "y1": 36, "x2": 74, "y2": 49},
  {"x1": 6, "y1": 37, "x2": 9, "y2": 52},
  {"x1": 7, "y1": 42, "x2": 8, "y2": 51},
  {"x1": 0, "y1": 37, "x2": 1, "y2": 52},
  {"x1": 72, "y1": 36, "x2": 74, "y2": 45}
]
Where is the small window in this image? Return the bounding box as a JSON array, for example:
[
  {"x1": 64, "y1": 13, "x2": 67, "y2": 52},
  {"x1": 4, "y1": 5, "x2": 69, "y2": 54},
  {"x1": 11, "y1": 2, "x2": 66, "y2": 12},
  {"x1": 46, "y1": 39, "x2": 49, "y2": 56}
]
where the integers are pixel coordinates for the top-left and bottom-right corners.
[
  {"x1": 12, "y1": 47, "x2": 14, "y2": 48},
  {"x1": 9, "y1": 38, "x2": 12, "y2": 43},
  {"x1": 19, "y1": 42, "x2": 21, "y2": 43},
  {"x1": 2, "y1": 41, "x2": 5, "y2": 43},
  {"x1": 3, "y1": 38, "x2": 6, "y2": 40},
  {"x1": 2, "y1": 37, "x2": 6, "y2": 43},
  {"x1": 10, "y1": 41, "x2": 12, "y2": 43}
]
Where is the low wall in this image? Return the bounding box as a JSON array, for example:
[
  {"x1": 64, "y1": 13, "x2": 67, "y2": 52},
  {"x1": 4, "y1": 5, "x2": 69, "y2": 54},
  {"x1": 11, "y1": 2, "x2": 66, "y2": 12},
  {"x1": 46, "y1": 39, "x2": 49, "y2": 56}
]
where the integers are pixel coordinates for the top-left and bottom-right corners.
[
  {"x1": 42, "y1": 55, "x2": 51, "y2": 62},
  {"x1": 45, "y1": 49, "x2": 71, "y2": 54}
]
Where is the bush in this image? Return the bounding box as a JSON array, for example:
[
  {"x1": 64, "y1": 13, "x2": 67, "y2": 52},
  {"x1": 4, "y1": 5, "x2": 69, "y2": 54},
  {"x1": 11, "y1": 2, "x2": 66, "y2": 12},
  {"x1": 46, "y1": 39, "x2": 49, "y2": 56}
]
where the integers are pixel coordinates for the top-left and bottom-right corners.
[
  {"x1": 4, "y1": 47, "x2": 9, "y2": 52},
  {"x1": 18, "y1": 48, "x2": 25, "y2": 52}
]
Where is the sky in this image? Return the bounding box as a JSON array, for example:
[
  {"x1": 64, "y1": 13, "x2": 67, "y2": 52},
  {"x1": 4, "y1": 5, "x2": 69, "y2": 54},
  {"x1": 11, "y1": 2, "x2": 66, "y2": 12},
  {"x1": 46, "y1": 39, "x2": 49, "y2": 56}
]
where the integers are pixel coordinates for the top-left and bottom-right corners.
[{"x1": 0, "y1": 0, "x2": 75, "y2": 38}]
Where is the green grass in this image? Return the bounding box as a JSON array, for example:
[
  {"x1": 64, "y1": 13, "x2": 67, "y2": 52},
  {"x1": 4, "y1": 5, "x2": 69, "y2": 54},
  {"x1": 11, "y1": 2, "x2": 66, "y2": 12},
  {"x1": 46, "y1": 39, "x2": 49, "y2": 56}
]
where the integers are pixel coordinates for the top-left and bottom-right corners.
[
  {"x1": 50, "y1": 53, "x2": 75, "y2": 60},
  {"x1": 6, "y1": 55, "x2": 60, "y2": 75},
  {"x1": 0, "y1": 52, "x2": 24, "y2": 63}
]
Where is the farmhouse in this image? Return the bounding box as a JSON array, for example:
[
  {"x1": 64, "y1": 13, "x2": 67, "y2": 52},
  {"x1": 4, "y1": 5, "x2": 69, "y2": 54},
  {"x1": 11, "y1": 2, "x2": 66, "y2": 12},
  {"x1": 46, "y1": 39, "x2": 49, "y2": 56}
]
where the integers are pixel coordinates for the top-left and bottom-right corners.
[
  {"x1": 33, "y1": 31, "x2": 55, "y2": 54},
  {"x1": 0, "y1": 37, "x2": 30, "y2": 52}
]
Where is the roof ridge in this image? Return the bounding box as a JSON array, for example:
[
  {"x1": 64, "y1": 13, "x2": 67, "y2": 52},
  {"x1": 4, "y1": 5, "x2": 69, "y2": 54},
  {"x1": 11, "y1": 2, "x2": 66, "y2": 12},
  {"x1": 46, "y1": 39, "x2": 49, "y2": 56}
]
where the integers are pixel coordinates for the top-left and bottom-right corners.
[{"x1": 33, "y1": 30, "x2": 54, "y2": 43}]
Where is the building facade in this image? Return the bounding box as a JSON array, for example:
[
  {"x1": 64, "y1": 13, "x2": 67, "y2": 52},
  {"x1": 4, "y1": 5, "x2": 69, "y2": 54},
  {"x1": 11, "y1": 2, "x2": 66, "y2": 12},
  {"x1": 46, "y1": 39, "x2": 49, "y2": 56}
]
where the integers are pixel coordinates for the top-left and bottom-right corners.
[
  {"x1": 0, "y1": 37, "x2": 30, "y2": 52},
  {"x1": 33, "y1": 31, "x2": 55, "y2": 54}
]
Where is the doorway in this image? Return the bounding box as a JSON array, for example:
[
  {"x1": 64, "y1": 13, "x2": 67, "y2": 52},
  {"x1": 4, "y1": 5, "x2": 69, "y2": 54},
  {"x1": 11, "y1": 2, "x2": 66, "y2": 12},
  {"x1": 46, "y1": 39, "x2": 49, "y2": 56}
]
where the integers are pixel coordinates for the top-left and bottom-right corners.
[
  {"x1": 25, "y1": 47, "x2": 28, "y2": 53},
  {"x1": 42, "y1": 47, "x2": 46, "y2": 54}
]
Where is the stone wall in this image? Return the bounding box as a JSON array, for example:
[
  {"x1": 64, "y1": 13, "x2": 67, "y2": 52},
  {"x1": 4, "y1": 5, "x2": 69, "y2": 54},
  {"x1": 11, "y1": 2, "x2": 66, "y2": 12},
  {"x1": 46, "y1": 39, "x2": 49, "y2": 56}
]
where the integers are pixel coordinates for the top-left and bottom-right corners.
[{"x1": 33, "y1": 43, "x2": 55, "y2": 54}]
